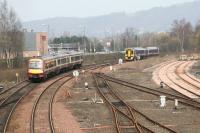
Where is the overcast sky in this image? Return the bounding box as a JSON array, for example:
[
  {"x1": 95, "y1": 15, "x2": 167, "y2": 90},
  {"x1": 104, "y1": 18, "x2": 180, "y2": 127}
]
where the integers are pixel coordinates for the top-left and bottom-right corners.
[{"x1": 6, "y1": 0, "x2": 196, "y2": 21}]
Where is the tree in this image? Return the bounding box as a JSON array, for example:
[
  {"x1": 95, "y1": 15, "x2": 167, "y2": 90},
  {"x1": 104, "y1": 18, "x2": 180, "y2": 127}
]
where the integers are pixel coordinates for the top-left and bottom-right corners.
[
  {"x1": 171, "y1": 19, "x2": 193, "y2": 53},
  {"x1": 122, "y1": 27, "x2": 137, "y2": 48},
  {"x1": 195, "y1": 21, "x2": 200, "y2": 50},
  {"x1": 51, "y1": 35, "x2": 94, "y2": 52},
  {"x1": 0, "y1": 0, "x2": 24, "y2": 68}
]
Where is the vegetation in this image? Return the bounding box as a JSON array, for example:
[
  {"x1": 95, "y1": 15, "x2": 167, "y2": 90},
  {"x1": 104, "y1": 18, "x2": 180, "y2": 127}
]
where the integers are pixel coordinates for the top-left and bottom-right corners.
[
  {"x1": 112, "y1": 19, "x2": 200, "y2": 54},
  {"x1": 51, "y1": 18, "x2": 200, "y2": 54},
  {"x1": 51, "y1": 35, "x2": 104, "y2": 52},
  {"x1": 0, "y1": 0, "x2": 24, "y2": 68},
  {"x1": 52, "y1": 35, "x2": 87, "y2": 44}
]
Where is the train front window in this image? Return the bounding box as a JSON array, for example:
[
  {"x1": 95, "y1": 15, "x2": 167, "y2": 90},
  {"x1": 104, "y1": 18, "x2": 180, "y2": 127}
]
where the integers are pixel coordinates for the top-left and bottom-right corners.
[{"x1": 29, "y1": 61, "x2": 43, "y2": 69}]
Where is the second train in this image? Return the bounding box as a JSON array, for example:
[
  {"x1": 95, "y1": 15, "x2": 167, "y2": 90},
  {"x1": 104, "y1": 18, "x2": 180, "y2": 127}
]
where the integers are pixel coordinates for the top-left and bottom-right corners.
[{"x1": 125, "y1": 47, "x2": 159, "y2": 61}]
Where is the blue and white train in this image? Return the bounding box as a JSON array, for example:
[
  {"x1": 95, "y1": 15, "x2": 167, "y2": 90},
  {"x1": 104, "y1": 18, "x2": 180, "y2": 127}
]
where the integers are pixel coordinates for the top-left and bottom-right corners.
[{"x1": 125, "y1": 47, "x2": 159, "y2": 61}]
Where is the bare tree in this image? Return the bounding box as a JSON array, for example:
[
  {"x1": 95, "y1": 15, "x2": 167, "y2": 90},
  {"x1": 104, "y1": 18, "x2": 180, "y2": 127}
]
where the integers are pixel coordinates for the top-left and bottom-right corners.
[
  {"x1": 171, "y1": 19, "x2": 193, "y2": 53},
  {"x1": 0, "y1": 0, "x2": 24, "y2": 68},
  {"x1": 195, "y1": 21, "x2": 200, "y2": 50}
]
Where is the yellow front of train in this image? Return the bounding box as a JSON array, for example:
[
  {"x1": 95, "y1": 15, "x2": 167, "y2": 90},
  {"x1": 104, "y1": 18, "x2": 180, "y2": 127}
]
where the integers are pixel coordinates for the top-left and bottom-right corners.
[
  {"x1": 28, "y1": 58, "x2": 44, "y2": 80},
  {"x1": 125, "y1": 48, "x2": 135, "y2": 61}
]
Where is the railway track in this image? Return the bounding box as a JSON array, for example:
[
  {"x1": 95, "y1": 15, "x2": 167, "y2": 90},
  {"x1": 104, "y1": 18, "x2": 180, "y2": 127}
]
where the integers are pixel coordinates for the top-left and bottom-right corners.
[
  {"x1": 3, "y1": 72, "x2": 74, "y2": 133},
  {"x1": 93, "y1": 73, "x2": 151, "y2": 133},
  {"x1": 183, "y1": 61, "x2": 200, "y2": 83},
  {"x1": 96, "y1": 73, "x2": 200, "y2": 111},
  {"x1": 0, "y1": 82, "x2": 38, "y2": 133},
  {"x1": 0, "y1": 80, "x2": 30, "y2": 107},
  {"x1": 157, "y1": 61, "x2": 200, "y2": 99},
  {"x1": 152, "y1": 60, "x2": 175, "y2": 85},
  {"x1": 94, "y1": 73, "x2": 177, "y2": 133},
  {"x1": 3, "y1": 63, "x2": 111, "y2": 133},
  {"x1": 166, "y1": 61, "x2": 200, "y2": 98},
  {"x1": 175, "y1": 61, "x2": 200, "y2": 90},
  {"x1": 30, "y1": 74, "x2": 73, "y2": 133}
]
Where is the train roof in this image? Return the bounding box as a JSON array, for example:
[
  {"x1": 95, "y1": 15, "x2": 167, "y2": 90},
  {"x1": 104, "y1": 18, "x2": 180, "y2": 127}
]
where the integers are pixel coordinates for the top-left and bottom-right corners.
[
  {"x1": 31, "y1": 51, "x2": 83, "y2": 60},
  {"x1": 134, "y1": 47, "x2": 147, "y2": 50},
  {"x1": 125, "y1": 47, "x2": 146, "y2": 50},
  {"x1": 126, "y1": 47, "x2": 146, "y2": 51},
  {"x1": 146, "y1": 47, "x2": 159, "y2": 50},
  {"x1": 126, "y1": 47, "x2": 159, "y2": 51}
]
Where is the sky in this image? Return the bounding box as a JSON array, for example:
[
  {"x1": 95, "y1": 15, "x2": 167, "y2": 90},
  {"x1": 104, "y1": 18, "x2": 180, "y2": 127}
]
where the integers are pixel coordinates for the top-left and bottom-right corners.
[{"x1": 6, "y1": 0, "x2": 196, "y2": 22}]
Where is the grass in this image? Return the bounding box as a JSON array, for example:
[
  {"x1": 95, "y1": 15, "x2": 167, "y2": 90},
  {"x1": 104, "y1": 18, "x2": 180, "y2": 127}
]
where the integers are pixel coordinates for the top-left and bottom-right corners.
[{"x1": 0, "y1": 68, "x2": 27, "y2": 82}]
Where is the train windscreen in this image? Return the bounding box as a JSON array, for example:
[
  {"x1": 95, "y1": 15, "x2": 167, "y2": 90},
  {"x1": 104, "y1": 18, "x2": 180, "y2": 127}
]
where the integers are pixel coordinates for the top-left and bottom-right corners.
[{"x1": 29, "y1": 61, "x2": 43, "y2": 69}]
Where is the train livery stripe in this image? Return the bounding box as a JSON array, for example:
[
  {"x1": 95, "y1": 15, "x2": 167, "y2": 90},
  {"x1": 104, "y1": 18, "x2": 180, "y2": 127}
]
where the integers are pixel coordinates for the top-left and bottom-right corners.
[
  {"x1": 29, "y1": 59, "x2": 43, "y2": 62},
  {"x1": 28, "y1": 69, "x2": 43, "y2": 74},
  {"x1": 128, "y1": 50, "x2": 131, "y2": 57}
]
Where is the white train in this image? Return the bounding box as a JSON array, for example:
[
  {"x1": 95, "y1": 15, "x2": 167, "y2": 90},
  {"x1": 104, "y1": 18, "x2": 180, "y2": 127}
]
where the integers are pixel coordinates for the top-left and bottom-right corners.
[{"x1": 28, "y1": 51, "x2": 83, "y2": 81}]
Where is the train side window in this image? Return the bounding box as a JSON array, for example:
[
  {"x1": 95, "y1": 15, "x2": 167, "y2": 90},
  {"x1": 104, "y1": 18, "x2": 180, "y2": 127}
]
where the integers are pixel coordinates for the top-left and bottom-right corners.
[
  {"x1": 66, "y1": 58, "x2": 69, "y2": 63},
  {"x1": 58, "y1": 59, "x2": 61, "y2": 65},
  {"x1": 45, "y1": 62, "x2": 48, "y2": 69},
  {"x1": 49, "y1": 62, "x2": 52, "y2": 68},
  {"x1": 75, "y1": 56, "x2": 79, "y2": 60},
  {"x1": 45, "y1": 62, "x2": 51, "y2": 69},
  {"x1": 48, "y1": 60, "x2": 55, "y2": 68},
  {"x1": 53, "y1": 60, "x2": 56, "y2": 67},
  {"x1": 71, "y1": 57, "x2": 75, "y2": 62},
  {"x1": 61, "y1": 58, "x2": 66, "y2": 64}
]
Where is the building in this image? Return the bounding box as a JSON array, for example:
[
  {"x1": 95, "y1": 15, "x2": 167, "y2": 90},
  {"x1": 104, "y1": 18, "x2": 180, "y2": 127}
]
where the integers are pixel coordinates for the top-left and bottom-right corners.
[
  {"x1": 48, "y1": 43, "x2": 83, "y2": 53},
  {"x1": 23, "y1": 32, "x2": 48, "y2": 57}
]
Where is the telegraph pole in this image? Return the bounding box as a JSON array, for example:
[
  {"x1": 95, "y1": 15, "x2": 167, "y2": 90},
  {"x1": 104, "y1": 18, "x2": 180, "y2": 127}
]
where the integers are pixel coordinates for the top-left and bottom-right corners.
[
  {"x1": 83, "y1": 27, "x2": 86, "y2": 53},
  {"x1": 181, "y1": 29, "x2": 185, "y2": 53},
  {"x1": 136, "y1": 35, "x2": 139, "y2": 47}
]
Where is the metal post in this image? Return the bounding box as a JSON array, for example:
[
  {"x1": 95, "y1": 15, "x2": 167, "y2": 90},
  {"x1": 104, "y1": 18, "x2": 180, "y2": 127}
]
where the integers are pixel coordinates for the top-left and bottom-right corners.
[
  {"x1": 94, "y1": 42, "x2": 96, "y2": 53},
  {"x1": 126, "y1": 36, "x2": 128, "y2": 48},
  {"x1": 83, "y1": 27, "x2": 86, "y2": 53},
  {"x1": 113, "y1": 39, "x2": 115, "y2": 52},
  {"x1": 181, "y1": 29, "x2": 185, "y2": 53},
  {"x1": 90, "y1": 42, "x2": 92, "y2": 53}
]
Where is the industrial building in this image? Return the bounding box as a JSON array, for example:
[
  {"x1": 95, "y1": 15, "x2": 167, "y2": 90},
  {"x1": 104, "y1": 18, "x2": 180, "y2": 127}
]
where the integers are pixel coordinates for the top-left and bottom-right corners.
[{"x1": 23, "y1": 32, "x2": 48, "y2": 57}]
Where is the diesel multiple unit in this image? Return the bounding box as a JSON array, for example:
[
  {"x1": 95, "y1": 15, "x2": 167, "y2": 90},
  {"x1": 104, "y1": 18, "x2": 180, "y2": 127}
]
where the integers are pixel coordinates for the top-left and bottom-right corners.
[
  {"x1": 125, "y1": 47, "x2": 159, "y2": 61},
  {"x1": 28, "y1": 52, "x2": 83, "y2": 81}
]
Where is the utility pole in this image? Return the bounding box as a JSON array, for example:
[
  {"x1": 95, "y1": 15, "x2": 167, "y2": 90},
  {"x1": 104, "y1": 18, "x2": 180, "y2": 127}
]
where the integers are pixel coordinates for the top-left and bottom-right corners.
[
  {"x1": 81, "y1": 26, "x2": 86, "y2": 53},
  {"x1": 90, "y1": 42, "x2": 92, "y2": 53},
  {"x1": 114, "y1": 39, "x2": 115, "y2": 52},
  {"x1": 83, "y1": 27, "x2": 86, "y2": 53},
  {"x1": 94, "y1": 43, "x2": 96, "y2": 53},
  {"x1": 136, "y1": 35, "x2": 139, "y2": 47},
  {"x1": 126, "y1": 36, "x2": 128, "y2": 48},
  {"x1": 181, "y1": 29, "x2": 185, "y2": 53}
]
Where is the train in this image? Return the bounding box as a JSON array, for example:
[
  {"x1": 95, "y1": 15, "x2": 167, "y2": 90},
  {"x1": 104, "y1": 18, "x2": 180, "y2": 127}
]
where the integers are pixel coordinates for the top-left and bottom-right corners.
[
  {"x1": 125, "y1": 47, "x2": 159, "y2": 61},
  {"x1": 28, "y1": 51, "x2": 83, "y2": 81}
]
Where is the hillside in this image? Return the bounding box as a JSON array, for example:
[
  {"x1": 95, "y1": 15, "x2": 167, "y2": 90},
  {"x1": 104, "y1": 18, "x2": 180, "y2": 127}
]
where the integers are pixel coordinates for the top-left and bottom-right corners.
[{"x1": 23, "y1": 0, "x2": 200, "y2": 37}]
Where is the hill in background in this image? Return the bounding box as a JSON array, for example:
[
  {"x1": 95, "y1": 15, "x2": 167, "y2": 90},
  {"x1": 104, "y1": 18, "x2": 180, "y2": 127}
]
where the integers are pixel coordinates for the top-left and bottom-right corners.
[{"x1": 23, "y1": 0, "x2": 200, "y2": 37}]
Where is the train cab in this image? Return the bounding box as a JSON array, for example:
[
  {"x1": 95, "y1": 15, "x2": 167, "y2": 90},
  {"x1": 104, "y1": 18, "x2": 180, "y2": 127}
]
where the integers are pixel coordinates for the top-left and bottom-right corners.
[
  {"x1": 125, "y1": 48, "x2": 135, "y2": 61},
  {"x1": 28, "y1": 58, "x2": 45, "y2": 80}
]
